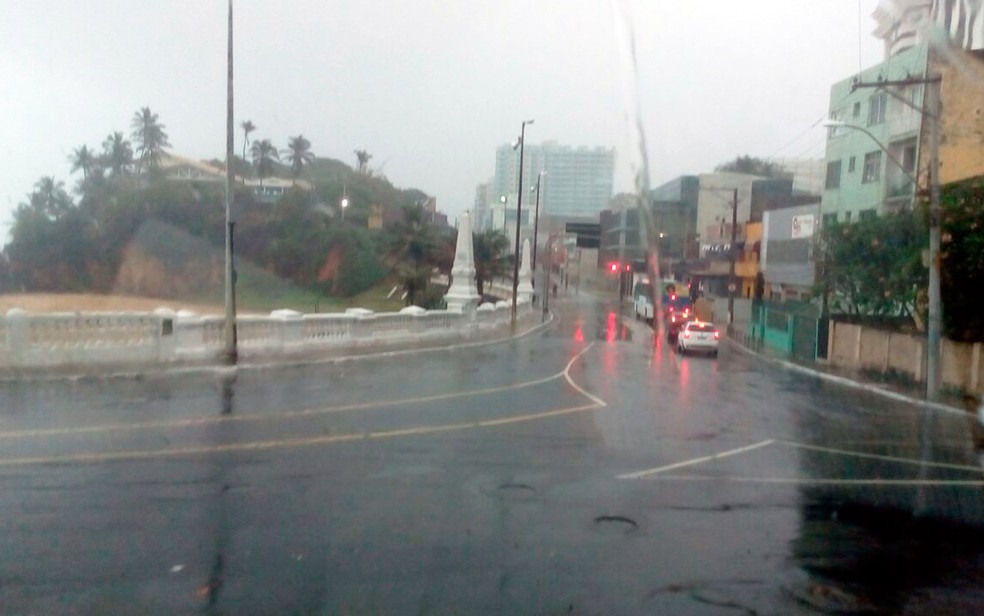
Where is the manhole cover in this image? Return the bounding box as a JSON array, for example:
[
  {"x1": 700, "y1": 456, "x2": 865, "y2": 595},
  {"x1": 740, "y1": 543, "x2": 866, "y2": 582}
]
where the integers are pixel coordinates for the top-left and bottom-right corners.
[
  {"x1": 593, "y1": 515, "x2": 639, "y2": 533},
  {"x1": 481, "y1": 482, "x2": 538, "y2": 501}
]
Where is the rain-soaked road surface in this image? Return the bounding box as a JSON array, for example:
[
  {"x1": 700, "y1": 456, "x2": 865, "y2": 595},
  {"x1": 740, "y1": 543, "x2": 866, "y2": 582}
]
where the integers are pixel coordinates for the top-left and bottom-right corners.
[{"x1": 2, "y1": 291, "x2": 984, "y2": 614}]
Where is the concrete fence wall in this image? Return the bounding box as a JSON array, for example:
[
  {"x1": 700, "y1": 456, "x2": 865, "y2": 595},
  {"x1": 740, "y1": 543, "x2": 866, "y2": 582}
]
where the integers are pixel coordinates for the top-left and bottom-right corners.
[
  {"x1": 0, "y1": 300, "x2": 526, "y2": 370},
  {"x1": 828, "y1": 320, "x2": 984, "y2": 395}
]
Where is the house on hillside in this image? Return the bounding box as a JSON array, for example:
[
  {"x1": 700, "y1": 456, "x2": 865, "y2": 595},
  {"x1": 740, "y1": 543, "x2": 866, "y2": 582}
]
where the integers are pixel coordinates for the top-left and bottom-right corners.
[{"x1": 158, "y1": 153, "x2": 312, "y2": 203}]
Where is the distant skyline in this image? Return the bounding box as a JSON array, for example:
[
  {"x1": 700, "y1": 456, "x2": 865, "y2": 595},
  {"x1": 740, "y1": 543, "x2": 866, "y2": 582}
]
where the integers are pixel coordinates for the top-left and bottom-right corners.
[{"x1": 1, "y1": 1, "x2": 884, "y2": 236}]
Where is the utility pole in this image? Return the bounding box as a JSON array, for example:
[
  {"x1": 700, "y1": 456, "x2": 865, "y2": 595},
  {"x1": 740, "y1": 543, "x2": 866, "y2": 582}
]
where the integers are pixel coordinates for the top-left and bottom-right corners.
[
  {"x1": 223, "y1": 0, "x2": 238, "y2": 364},
  {"x1": 511, "y1": 120, "x2": 534, "y2": 328},
  {"x1": 727, "y1": 188, "x2": 738, "y2": 330},
  {"x1": 851, "y1": 74, "x2": 942, "y2": 400},
  {"x1": 532, "y1": 172, "x2": 543, "y2": 272}
]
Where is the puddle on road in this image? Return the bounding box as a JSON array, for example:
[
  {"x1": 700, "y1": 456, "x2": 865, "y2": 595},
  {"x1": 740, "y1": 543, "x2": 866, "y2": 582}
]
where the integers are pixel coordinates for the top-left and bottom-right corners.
[{"x1": 595, "y1": 313, "x2": 633, "y2": 343}]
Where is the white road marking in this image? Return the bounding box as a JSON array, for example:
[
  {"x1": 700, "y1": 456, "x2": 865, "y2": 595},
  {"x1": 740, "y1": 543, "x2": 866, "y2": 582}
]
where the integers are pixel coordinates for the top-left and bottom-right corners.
[
  {"x1": 777, "y1": 439, "x2": 984, "y2": 474},
  {"x1": 646, "y1": 475, "x2": 984, "y2": 487},
  {"x1": 616, "y1": 439, "x2": 775, "y2": 479},
  {"x1": 563, "y1": 342, "x2": 607, "y2": 407}
]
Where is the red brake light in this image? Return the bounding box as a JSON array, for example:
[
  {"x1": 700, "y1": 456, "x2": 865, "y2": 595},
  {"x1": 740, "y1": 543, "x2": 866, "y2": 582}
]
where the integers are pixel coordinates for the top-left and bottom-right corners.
[
  {"x1": 713, "y1": 331, "x2": 720, "y2": 339},
  {"x1": 670, "y1": 294, "x2": 676, "y2": 301}
]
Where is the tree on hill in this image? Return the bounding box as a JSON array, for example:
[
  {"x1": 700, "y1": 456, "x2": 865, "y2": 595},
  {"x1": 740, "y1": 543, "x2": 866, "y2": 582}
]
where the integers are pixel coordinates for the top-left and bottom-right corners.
[
  {"x1": 715, "y1": 155, "x2": 788, "y2": 178},
  {"x1": 130, "y1": 107, "x2": 171, "y2": 176},
  {"x1": 240, "y1": 119, "x2": 256, "y2": 167},
  {"x1": 283, "y1": 135, "x2": 315, "y2": 185},
  {"x1": 102, "y1": 131, "x2": 133, "y2": 177},
  {"x1": 250, "y1": 139, "x2": 279, "y2": 187},
  {"x1": 354, "y1": 149, "x2": 372, "y2": 174},
  {"x1": 69, "y1": 145, "x2": 97, "y2": 181}
]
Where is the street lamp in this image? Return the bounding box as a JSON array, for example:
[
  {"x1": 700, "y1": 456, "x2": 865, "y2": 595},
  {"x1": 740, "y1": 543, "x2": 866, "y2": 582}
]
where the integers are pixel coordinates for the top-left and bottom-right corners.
[
  {"x1": 822, "y1": 120, "x2": 916, "y2": 186},
  {"x1": 340, "y1": 196, "x2": 349, "y2": 220},
  {"x1": 823, "y1": 116, "x2": 941, "y2": 400},
  {"x1": 499, "y1": 194, "x2": 507, "y2": 232},
  {"x1": 511, "y1": 119, "x2": 534, "y2": 328}
]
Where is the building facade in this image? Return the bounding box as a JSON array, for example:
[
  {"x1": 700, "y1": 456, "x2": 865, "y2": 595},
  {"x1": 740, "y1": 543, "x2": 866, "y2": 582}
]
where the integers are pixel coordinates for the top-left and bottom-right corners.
[
  {"x1": 492, "y1": 141, "x2": 615, "y2": 220},
  {"x1": 820, "y1": 44, "x2": 928, "y2": 223},
  {"x1": 761, "y1": 202, "x2": 822, "y2": 300}
]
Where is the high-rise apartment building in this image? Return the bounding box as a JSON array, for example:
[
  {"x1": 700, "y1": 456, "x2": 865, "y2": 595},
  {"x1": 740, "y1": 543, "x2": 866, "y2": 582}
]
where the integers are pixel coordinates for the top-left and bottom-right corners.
[{"x1": 492, "y1": 141, "x2": 615, "y2": 220}]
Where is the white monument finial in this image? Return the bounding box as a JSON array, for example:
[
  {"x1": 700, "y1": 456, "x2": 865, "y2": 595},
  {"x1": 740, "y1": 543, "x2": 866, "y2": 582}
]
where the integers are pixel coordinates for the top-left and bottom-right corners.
[{"x1": 444, "y1": 211, "x2": 481, "y2": 310}]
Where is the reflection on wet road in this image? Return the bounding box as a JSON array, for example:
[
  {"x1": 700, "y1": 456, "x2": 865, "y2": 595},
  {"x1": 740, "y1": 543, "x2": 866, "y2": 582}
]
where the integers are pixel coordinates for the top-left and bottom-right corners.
[{"x1": 1, "y1": 291, "x2": 983, "y2": 614}]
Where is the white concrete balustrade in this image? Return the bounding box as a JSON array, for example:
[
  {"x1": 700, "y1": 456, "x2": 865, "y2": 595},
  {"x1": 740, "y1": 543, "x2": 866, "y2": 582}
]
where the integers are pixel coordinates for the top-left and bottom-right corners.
[{"x1": 0, "y1": 299, "x2": 528, "y2": 370}]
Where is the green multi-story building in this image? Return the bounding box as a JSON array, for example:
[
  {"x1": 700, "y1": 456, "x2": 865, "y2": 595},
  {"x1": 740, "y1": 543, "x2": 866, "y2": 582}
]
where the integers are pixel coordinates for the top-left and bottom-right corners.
[{"x1": 820, "y1": 43, "x2": 928, "y2": 224}]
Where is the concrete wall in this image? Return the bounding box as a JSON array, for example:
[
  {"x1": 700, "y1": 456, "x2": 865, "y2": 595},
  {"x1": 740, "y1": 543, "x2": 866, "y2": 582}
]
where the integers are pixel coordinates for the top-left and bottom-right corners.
[{"x1": 828, "y1": 320, "x2": 983, "y2": 394}]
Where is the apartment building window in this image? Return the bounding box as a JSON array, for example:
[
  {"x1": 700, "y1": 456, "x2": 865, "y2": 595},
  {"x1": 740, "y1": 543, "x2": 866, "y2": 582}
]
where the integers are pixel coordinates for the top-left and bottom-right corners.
[
  {"x1": 844, "y1": 211, "x2": 852, "y2": 222},
  {"x1": 823, "y1": 213, "x2": 838, "y2": 227},
  {"x1": 825, "y1": 160, "x2": 842, "y2": 189},
  {"x1": 848, "y1": 156, "x2": 856, "y2": 172},
  {"x1": 867, "y1": 93, "x2": 887, "y2": 126},
  {"x1": 853, "y1": 102, "x2": 861, "y2": 118},
  {"x1": 862, "y1": 151, "x2": 882, "y2": 183},
  {"x1": 859, "y1": 209, "x2": 877, "y2": 221}
]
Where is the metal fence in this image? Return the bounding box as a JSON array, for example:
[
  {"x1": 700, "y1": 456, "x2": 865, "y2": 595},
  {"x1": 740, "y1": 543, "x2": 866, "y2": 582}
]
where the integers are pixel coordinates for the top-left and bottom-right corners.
[{"x1": 746, "y1": 300, "x2": 827, "y2": 361}]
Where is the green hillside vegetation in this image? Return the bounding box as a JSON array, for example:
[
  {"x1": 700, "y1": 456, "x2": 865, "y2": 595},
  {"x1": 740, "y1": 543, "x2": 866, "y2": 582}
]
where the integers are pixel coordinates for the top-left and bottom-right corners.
[{"x1": 1, "y1": 108, "x2": 505, "y2": 313}]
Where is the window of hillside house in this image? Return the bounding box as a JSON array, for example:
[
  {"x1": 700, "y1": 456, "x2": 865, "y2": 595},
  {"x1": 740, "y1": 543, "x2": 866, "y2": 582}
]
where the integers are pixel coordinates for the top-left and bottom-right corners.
[
  {"x1": 868, "y1": 93, "x2": 887, "y2": 125},
  {"x1": 825, "y1": 160, "x2": 842, "y2": 189},
  {"x1": 862, "y1": 151, "x2": 882, "y2": 183}
]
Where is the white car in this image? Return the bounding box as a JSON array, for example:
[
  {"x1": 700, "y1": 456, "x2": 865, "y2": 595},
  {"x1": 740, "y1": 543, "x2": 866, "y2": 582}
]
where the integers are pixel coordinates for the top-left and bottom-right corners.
[{"x1": 676, "y1": 321, "x2": 720, "y2": 357}]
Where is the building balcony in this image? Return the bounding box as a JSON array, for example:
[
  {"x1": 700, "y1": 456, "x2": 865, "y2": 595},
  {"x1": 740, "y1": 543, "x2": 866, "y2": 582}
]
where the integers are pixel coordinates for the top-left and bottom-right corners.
[{"x1": 888, "y1": 111, "x2": 921, "y2": 138}]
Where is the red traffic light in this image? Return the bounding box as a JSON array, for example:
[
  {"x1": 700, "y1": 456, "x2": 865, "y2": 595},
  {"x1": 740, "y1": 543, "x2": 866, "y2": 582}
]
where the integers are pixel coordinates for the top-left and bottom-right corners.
[
  {"x1": 624, "y1": 264, "x2": 631, "y2": 272},
  {"x1": 609, "y1": 262, "x2": 618, "y2": 273}
]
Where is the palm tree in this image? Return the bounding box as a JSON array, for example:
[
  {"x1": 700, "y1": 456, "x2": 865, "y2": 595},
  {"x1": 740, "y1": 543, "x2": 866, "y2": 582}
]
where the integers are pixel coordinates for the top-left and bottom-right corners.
[
  {"x1": 68, "y1": 145, "x2": 96, "y2": 181},
  {"x1": 354, "y1": 149, "x2": 372, "y2": 174},
  {"x1": 282, "y1": 135, "x2": 314, "y2": 184},
  {"x1": 240, "y1": 120, "x2": 256, "y2": 165},
  {"x1": 30, "y1": 176, "x2": 72, "y2": 219},
  {"x1": 101, "y1": 131, "x2": 133, "y2": 177},
  {"x1": 385, "y1": 204, "x2": 439, "y2": 305},
  {"x1": 473, "y1": 228, "x2": 510, "y2": 297},
  {"x1": 130, "y1": 107, "x2": 171, "y2": 175},
  {"x1": 249, "y1": 139, "x2": 279, "y2": 187}
]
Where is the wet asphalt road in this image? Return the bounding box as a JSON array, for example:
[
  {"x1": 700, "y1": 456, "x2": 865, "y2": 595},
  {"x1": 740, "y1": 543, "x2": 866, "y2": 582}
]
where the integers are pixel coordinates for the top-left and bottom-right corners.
[{"x1": 3, "y1": 291, "x2": 984, "y2": 614}]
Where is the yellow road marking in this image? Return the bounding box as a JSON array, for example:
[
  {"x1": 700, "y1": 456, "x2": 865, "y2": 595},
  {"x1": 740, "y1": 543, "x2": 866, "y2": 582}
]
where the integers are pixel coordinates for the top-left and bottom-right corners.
[
  {"x1": 0, "y1": 355, "x2": 592, "y2": 441},
  {"x1": 0, "y1": 342, "x2": 607, "y2": 466},
  {"x1": 0, "y1": 403, "x2": 603, "y2": 467}
]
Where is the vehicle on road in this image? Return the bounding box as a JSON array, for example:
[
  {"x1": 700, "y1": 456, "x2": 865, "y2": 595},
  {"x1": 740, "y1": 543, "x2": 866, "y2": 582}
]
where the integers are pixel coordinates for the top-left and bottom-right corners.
[
  {"x1": 634, "y1": 278, "x2": 692, "y2": 332},
  {"x1": 676, "y1": 320, "x2": 720, "y2": 357}
]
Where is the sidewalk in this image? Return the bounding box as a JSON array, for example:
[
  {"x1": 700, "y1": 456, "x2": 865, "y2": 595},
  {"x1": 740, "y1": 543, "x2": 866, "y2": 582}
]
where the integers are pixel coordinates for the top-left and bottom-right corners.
[{"x1": 726, "y1": 329, "x2": 975, "y2": 418}]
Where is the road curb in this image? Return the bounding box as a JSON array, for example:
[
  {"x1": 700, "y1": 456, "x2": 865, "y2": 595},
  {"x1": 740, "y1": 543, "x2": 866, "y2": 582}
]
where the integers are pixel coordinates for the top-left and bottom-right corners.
[{"x1": 726, "y1": 338, "x2": 966, "y2": 417}]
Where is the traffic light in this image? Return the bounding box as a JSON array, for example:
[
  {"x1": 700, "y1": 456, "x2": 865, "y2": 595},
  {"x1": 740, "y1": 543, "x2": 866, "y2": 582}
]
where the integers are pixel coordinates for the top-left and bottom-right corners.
[{"x1": 609, "y1": 262, "x2": 619, "y2": 273}]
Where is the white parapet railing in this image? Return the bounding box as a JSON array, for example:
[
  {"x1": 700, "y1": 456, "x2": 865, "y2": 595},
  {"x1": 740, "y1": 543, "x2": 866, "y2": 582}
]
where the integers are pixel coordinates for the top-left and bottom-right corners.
[{"x1": 0, "y1": 299, "x2": 529, "y2": 370}]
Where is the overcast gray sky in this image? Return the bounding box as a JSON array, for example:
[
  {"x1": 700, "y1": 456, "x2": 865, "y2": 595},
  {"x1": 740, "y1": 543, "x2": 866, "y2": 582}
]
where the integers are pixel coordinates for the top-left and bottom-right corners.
[{"x1": 0, "y1": 1, "x2": 883, "y2": 235}]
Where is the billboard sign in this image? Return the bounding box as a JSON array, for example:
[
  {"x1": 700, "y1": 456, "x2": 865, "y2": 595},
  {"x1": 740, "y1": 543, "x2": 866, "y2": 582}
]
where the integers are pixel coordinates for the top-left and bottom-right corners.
[{"x1": 791, "y1": 214, "x2": 815, "y2": 239}]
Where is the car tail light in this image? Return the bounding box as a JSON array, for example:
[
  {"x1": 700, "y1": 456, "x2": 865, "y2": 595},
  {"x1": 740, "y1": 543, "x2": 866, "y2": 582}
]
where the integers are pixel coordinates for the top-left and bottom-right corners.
[
  {"x1": 713, "y1": 331, "x2": 720, "y2": 339},
  {"x1": 668, "y1": 306, "x2": 674, "y2": 312}
]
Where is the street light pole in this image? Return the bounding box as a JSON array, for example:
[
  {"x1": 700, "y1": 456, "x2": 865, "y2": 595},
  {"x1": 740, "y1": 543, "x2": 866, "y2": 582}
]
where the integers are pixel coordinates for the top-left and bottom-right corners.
[
  {"x1": 926, "y1": 79, "x2": 943, "y2": 401},
  {"x1": 727, "y1": 188, "x2": 738, "y2": 329},
  {"x1": 222, "y1": 0, "x2": 238, "y2": 364},
  {"x1": 532, "y1": 171, "x2": 545, "y2": 272},
  {"x1": 511, "y1": 119, "x2": 534, "y2": 328}
]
